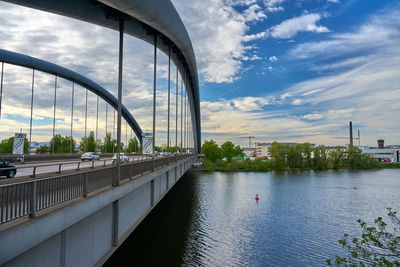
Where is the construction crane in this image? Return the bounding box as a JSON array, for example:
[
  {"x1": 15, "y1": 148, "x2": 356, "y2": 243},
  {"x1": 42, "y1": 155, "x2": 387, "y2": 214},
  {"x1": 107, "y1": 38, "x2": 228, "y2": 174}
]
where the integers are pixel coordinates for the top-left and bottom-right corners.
[
  {"x1": 240, "y1": 136, "x2": 255, "y2": 148},
  {"x1": 332, "y1": 121, "x2": 360, "y2": 145}
]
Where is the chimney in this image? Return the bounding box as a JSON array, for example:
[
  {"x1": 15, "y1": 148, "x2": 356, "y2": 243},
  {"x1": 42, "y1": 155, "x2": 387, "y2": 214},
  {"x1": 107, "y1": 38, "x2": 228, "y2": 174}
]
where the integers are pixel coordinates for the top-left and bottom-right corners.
[
  {"x1": 377, "y1": 139, "x2": 384, "y2": 149},
  {"x1": 349, "y1": 121, "x2": 353, "y2": 146}
]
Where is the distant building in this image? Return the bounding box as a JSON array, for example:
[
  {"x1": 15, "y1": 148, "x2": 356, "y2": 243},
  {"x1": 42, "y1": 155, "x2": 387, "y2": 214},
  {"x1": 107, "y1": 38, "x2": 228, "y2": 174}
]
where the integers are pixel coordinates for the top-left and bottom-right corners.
[
  {"x1": 377, "y1": 139, "x2": 385, "y2": 149},
  {"x1": 255, "y1": 142, "x2": 315, "y2": 158},
  {"x1": 29, "y1": 141, "x2": 41, "y2": 153},
  {"x1": 243, "y1": 148, "x2": 256, "y2": 158},
  {"x1": 361, "y1": 147, "x2": 400, "y2": 163}
]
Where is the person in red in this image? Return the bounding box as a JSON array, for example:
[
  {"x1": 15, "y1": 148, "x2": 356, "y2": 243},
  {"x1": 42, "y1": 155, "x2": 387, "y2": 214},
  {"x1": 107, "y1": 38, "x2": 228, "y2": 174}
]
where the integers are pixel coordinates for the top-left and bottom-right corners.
[{"x1": 255, "y1": 194, "x2": 259, "y2": 200}]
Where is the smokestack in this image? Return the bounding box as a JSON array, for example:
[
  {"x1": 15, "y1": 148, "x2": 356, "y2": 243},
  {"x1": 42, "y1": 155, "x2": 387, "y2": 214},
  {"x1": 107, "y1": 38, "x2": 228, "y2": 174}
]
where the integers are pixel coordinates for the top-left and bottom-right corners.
[
  {"x1": 378, "y1": 139, "x2": 384, "y2": 149},
  {"x1": 349, "y1": 121, "x2": 353, "y2": 146}
]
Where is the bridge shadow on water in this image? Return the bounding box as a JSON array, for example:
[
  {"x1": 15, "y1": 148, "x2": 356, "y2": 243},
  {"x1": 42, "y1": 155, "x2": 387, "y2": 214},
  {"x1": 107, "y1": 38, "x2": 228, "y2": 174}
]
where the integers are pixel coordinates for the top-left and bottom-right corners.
[{"x1": 104, "y1": 171, "x2": 198, "y2": 267}]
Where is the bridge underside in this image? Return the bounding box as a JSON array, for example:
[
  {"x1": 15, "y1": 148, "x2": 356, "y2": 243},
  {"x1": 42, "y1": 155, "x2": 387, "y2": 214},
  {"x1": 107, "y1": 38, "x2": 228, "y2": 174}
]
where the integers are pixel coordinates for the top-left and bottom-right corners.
[{"x1": 0, "y1": 156, "x2": 197, "y2": 267}]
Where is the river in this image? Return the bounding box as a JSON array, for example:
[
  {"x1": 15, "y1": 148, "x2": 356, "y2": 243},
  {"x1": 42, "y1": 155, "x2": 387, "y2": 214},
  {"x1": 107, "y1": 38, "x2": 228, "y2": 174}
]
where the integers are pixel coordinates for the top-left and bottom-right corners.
[{"x1": 105, "y1": 169, "x2": 400, "y2": 266}]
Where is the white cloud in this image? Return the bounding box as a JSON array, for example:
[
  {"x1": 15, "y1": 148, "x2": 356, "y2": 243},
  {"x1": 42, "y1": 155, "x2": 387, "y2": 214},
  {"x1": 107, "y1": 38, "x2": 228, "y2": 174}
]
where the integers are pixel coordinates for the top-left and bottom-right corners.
[
  {"x1": 243, "y1": 13, "x2": 329, "y2": 42},
  {"x1": 243, "y1": 4, "x2": 267, "y2": 22},
  {"x1": 289, "y1": 9, "x2": 400, "y2": 59},
  {"x1": 231, "y1": 96, "x2": 274, "y2": 111},
  {"x1": 269, "y1": 13, "x2": 329, "y2": 39},
  {"x1": 266, "y1": 6, "x2": 284, "y2": 12},
  {"x1": 243, "y1": 31, "x2": 269, "y2": 42},
  {"x1": 291, "y1": 99, "x2": 302, "y2": 105},
  {"x1": 277, "y1": 5, "x2": 400, "y2": 145},
  {"x1": 327, "y1": 0, "x2": 340, "y2": 3},
  {"x1": 269, "y1": 56, "x2": 278, "y2": 61},
  {"x1": 241, "y1": 54, "x2": 262, "y2": 61},
  {"x1": 303, "y1": 113, "x2": 324, "y2": 120},
  {"x1": 264, "y1": 0, "x2": 285, "y2": 7},
  {"x1": 173, "y1": 0, "x2": 265, "y2": 83},
  {"x1": 280, "y1": 92, "x2": 290, "y2": 99},
  {"x1": 264, "y1": 0, "x2": 285, "y2": 13}
]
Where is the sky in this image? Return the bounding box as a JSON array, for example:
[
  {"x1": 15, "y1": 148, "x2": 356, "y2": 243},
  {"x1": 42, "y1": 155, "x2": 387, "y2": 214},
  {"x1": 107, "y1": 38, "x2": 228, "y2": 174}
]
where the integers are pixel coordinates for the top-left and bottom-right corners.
[{"x1": 0, "y1": 0, "x2": 399, "y2": 148}]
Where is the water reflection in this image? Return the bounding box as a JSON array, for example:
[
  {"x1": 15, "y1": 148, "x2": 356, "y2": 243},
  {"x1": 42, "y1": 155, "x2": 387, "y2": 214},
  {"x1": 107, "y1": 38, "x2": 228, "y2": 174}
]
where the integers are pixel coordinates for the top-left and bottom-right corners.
[{"x1": 105, "y1": 169, "x2": 400, "y2": 266}]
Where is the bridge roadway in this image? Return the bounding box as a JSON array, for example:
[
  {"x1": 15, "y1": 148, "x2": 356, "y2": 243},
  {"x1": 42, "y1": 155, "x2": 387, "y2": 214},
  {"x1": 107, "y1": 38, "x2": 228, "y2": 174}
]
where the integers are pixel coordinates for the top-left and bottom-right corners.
[
  {"x1": 0, "y1": 154, "x2": 151, "y2": 181},
  {"x1": 0, "y1": 154, "x2": 198, "y2": 266}
]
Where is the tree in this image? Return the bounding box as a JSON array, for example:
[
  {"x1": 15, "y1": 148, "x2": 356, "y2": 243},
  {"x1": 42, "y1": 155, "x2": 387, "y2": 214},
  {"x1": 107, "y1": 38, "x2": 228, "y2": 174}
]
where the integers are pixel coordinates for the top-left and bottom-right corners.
[
  {"x1": 221, "y1": 141, "x2": 237, "y2": 161},
  {"x1": 80, "y1": 131, "x2": 96, "y2": 152},
  {"x1": 287, "y1": 144, "x2": 303, "y2": 169},
  {"x1": 0, "y1": 136, "x2": 29, "y2": 154},
  {"x1": 202, "y1": 140, "x2": 222, "y2": 162},
  {"x1": 329, "y1": 146, "x2": 345, "y2": 170},
  {"x1": 314, "y1": 145, "x2": 328, "y2": 170},
  {"x1": 343, "y1": 145, "x2": 378, "y2": 169},
  {"x1": 328, "y1": 208, "x2": 400, "y2": 266},
  {"x1": 49, "y1": 134, "x2": 76, "y2": 153},
  {"x1": 37, "y1": 145, "x2": 49, "y2": 154},
  {"x1": 303, "y1": 143, "x2": 313, "y2": 168},
  {"x1": 128, "y1": 137, "x2": 140, "y2": 153},
  {"x1": 102, "y1": 132, "x2": 116, "y2": 153},
  {"x1": 270, "y1": 142, "x2": 286, "y2": 170}
]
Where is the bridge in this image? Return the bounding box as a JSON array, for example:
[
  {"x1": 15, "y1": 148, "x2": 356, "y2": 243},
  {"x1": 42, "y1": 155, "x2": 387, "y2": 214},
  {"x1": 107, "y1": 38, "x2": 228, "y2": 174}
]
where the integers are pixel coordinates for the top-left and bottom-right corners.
[{"x1": 0, "y1": 0, "x2": 201, "y2": 266}]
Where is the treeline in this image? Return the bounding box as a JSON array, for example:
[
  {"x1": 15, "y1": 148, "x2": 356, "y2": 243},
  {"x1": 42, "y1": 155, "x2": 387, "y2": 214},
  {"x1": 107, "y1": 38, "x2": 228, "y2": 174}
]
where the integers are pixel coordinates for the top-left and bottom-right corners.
[
  {"x1": 0, "y1": 132, "x2": 189, "y2": 155},
  {"x1": 202, "y1": 140, "x2": 379, "y2": 172},
  {"x1": 0, "y1": 132, "x2": 140, "y2": 154}
]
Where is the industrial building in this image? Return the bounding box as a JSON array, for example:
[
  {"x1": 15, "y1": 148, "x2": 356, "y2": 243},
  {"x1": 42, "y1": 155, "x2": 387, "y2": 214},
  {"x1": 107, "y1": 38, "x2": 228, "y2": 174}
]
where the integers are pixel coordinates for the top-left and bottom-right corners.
[
  {"x1": 255, "y1": 142, "x2": 315, "y2": 158},
  {"x1": 360, "y1": 139, "x2": 400, "y2": 163}
]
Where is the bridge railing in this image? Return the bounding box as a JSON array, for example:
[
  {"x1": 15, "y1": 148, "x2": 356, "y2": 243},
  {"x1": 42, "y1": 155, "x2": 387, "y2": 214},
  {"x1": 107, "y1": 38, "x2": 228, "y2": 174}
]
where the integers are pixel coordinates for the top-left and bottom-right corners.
[{"x1": 0, "y1": 154, "x2": 195, "y2": 225}]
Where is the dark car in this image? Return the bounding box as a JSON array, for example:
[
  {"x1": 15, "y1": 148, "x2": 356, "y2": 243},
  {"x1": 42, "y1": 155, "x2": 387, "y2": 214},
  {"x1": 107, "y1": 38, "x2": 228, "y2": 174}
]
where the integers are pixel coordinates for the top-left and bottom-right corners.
[{"x1": 0, "y1": 158, "x2": 17, "y2": 178}]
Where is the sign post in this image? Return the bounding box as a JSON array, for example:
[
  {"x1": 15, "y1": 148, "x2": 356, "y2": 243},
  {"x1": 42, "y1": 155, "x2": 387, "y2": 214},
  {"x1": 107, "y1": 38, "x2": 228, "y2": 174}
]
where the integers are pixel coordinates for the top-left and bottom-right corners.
[
  {"x1": 12, "y1": 137, "x2": 24, "y2": 155},
  {"x1": 142, "y1": 133, "x2": 153, "y2": 155}
]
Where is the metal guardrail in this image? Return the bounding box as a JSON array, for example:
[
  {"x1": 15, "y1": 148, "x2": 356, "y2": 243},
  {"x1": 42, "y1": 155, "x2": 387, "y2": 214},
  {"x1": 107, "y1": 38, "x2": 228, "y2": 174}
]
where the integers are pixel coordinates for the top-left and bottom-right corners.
[
  {"x1": 1, "y1": 154, "x2": 152, "y2": 178},
  {"x1": 0, "y1": 154, "x2": 195, "y2": 224}
]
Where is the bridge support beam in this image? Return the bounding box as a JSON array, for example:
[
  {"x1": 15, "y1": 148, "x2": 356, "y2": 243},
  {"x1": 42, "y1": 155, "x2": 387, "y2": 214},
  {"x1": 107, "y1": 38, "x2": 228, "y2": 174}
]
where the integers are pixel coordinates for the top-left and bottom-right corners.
[
  {"x1": 116, "y1": 17, "x2": 125, "y2": 187},
  {"x1": 152, "y1": 34, "x2": 157, "y2": 170}
]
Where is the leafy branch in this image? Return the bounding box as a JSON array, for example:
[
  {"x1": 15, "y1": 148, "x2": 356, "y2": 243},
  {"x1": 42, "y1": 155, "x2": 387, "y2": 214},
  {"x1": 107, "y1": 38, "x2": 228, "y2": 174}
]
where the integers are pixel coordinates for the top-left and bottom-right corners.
[{"x1": 328, "y1": 208, "x2": 400, "y2": 266}]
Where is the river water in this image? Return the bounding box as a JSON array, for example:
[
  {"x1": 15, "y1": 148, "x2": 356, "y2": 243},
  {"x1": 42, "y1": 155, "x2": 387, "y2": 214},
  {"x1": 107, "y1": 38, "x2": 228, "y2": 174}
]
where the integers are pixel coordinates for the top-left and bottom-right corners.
[{"x1": 105, "y1": 169, "x2": 400, "y2": 266}]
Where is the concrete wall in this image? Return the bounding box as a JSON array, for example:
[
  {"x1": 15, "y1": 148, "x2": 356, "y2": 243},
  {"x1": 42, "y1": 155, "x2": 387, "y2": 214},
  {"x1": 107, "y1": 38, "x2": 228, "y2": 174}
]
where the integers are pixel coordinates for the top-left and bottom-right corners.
[{"x1": 0, "y1": 156, "x2": 197, "y2": 267}]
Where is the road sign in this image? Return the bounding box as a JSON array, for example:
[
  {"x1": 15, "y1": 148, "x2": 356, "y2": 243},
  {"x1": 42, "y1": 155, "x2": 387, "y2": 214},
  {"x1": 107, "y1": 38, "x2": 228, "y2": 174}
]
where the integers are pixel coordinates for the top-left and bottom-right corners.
[
  {"x1": 13, "y1": 137, "x2": 25, "y2": 154},
  {"x1": 142, "y1": 136, "x2": 153, "y2": 155},
  {"x1": 15, "y1": 133, "x2": 27, "y2": 138}
]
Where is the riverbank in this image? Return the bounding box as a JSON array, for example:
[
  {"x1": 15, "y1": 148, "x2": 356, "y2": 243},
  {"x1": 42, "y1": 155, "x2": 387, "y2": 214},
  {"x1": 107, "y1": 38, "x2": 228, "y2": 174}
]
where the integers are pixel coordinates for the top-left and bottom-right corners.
[{"x1": 202, "y1": 158, "x2": 400, "y2": 172}]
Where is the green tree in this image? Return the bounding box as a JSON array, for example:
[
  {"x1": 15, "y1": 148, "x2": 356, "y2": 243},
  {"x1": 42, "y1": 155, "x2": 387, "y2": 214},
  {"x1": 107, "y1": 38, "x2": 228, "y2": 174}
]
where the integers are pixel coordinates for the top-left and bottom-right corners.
[
  {"x1": 102, "y1": 132, "x2": 116, "y2": 153},
  {"x1": 221, "y1": 141, "x2": 237, "y2": 161},
  {"x1": 37, "y1": 145, "x2": 50, "y2": 154},
  {"x1": 0, "y1": 136, "x2": 29, "y2": 154},
  {"x1": 314, "y1": 145, "x2": 328, "y2": 170},
  {"x1": 328, "y1": 208, "x2": 400, "y2": 266},
  {"x1": 202, "y1": 140, "x2": 222, "y2": 162},
  {"x1": 270, "y1": 142, "x2": 286, "y2": 170},
  {"x1": 49, "y1": 135, "x2": 76, "y2": 153},
  {"x1": 80, "y1": 131, "x2": 96, "y2": 152},
  {"x1": 329, "y1": 146, "x2": 345, "y2": 170},
  {"x1": 128, "y1": 137, "x2": 140, "y2": 153},
  {"x1": 343, "y1": 145, "x2": 378, "y2": 169},
  {"x1": 303, "y1": 143, "x2": 313, "y2": 168},
  {"x1": 287, "y1": 144, "x2": 304, "y2": 169}
]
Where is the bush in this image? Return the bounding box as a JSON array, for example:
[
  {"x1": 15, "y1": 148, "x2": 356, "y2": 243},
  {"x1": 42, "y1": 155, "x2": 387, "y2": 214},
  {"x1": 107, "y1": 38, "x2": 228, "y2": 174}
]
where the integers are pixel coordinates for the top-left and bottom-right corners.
[{"x1": 328, "y1": 208, "x2": 400, "y2": 266}]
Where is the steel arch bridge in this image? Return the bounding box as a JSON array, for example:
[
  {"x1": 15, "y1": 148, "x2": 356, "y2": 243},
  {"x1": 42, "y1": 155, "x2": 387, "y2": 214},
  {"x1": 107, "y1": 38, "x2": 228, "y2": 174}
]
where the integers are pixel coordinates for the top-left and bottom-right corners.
[{"x1": 1, "y1": 0, "x2": 201, "y2": 152}]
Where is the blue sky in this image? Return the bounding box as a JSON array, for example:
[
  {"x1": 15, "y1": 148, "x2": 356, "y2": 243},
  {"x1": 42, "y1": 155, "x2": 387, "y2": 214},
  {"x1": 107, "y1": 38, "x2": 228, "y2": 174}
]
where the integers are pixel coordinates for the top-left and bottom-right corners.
[{"x1": 0, "y1": 0, "x2": 399, "y2": 147}]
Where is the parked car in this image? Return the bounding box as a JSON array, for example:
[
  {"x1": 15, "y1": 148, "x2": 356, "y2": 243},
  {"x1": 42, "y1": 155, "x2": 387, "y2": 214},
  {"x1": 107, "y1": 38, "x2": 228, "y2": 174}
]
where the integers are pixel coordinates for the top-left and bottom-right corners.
[
  {"x1": 112, "y1": 153, "x2": 129, "y2": 163},
  {"x1": 81, "y1": 152, "x2": 100, "y2": 161},
  {"x1": 0, "y1": 158, "x2": 17, "y2": 178}
]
